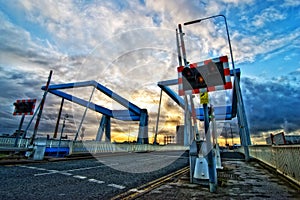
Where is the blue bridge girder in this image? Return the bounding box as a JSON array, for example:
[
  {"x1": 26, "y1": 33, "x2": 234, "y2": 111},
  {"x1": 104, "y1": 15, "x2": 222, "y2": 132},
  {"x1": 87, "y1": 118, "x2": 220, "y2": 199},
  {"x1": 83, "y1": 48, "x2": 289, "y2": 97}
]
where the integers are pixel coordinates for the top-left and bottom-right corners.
[
  {"x1": 42, "y1": 80, "x2": 142, "y2": 121},
  {"x1": 42, "y1": 80, "x2": 149, "y2": 144}
]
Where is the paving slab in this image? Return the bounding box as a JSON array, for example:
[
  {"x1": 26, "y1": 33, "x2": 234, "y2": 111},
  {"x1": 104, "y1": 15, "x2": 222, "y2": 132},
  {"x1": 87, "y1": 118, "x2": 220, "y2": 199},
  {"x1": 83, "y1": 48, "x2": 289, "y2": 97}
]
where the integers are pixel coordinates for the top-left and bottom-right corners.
[{"x1": 136, "y1": 160, "x2": 300, "y2": 199}]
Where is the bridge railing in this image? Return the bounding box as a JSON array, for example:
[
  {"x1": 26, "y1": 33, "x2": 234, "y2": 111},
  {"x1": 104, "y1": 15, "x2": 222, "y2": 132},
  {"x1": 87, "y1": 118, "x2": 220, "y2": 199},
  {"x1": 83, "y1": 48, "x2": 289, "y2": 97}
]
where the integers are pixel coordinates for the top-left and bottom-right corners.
[
  {"x1": 0, "y1": 137, "x2": 71, "y2": 148},
  {"x1": 0, "y1": 137, "x2": 188, "y2": 153},
  {"x1": 69, "y1": 141, "x2": 189, "y2": 154},
  {"x1": 0, "y1": 137, "x2": 30, "y2": 148},
  {"x1": 248, "y1": 145, "x2": 300, "y2": 187}
]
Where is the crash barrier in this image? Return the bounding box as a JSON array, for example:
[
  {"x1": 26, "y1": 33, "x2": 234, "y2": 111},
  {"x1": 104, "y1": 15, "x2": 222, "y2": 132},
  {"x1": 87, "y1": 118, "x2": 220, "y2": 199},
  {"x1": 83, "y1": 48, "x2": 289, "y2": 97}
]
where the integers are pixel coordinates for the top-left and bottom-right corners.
[
  {"x1": 0, "y1": 137, "x2": 188, "y2": 155},
  {"x1": 69, "y1": 141, "x2": 189, "y2": 154},
  {"x1": 0, "y1": 137, "x2": 70, "y2": 148},
  {"x1": 0, "y1": 137, "x2": 29, "y2": 148},
  {"x1": 247, "y1": 145, "x2": 300, "y2": 187}
]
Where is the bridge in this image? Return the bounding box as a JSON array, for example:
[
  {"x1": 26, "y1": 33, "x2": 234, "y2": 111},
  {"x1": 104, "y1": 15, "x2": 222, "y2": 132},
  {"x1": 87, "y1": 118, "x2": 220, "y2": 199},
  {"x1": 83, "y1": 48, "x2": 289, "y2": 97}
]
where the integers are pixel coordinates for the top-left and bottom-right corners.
[
  {"x1": 2, "y1": 16, "x2": 299, "y2": 199},
  {"x1": 0, "y1": 142, "x2": 299, "y2": 199}
]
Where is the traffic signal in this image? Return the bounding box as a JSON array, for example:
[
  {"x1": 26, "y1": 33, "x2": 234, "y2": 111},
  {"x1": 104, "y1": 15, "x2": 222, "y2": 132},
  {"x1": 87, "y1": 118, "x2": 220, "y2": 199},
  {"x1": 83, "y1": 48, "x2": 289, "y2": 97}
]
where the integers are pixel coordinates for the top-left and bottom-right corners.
[
  {"x1": 201, "y1": 61, "x2": 226, "y2": 87},
  {"x1": 182, "y1": 67, "x2": 207, "y2": 91},
  {"x1": 177, "y1": 56, "x2": 231, "y2": 96},
  {"x1": 182, "y1": 67, "x2": 195, "y2": 91},
  {"x1": 195, "y1": 70, "x2": 207, "y2": 88}
]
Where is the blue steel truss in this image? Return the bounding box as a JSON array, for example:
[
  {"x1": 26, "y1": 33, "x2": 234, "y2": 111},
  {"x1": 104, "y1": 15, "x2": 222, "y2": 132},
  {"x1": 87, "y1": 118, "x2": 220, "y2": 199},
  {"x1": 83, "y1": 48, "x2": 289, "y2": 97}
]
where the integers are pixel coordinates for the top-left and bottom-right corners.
[
  {"x1": 42, "y1": 80, "x2": 149, "y2": 144},
  {"x1": 42, "y1": 80, "x2": 142, "y2": 121}
]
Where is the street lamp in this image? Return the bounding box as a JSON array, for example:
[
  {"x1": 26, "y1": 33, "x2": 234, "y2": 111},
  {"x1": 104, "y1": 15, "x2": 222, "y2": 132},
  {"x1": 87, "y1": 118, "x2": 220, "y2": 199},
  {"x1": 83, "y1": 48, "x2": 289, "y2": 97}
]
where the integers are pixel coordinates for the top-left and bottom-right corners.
[
  {"x1": 184, "y1": 14, "x2": 236, "y2": 74},
  {"x1": 184, "y1": 15, "x2": 250, "y2": 161}
]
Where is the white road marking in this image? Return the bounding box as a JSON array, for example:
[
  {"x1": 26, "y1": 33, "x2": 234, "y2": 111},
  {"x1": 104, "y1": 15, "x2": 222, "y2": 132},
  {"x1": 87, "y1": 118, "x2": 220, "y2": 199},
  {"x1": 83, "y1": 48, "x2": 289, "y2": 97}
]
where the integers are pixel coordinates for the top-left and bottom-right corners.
[
  {"x1": 67, "y1": 163, "x2": 119, "y2": 172},
  {"x1": 32, "y1": 164, "x2": 119, "y2": 176},
  {"x1": 67, "y1": 165, "x2": 105, "y2": 172},
  {"x1": 34, "y1": 170, "x2": 59, "y2": 176},
  {"x1": 20, "y1": 164, "x2": 128, "y2": 189},
  {"x1": 88, "y1": 179, "x2": 105, "y2": 184},
  {"x1": 129, "y1": 188, "x2": 144, "y2": 193},
  {"x1": 20, "y1": 165, "x2": 47, "y2": 171},
  {"x1": 26, "y1": 166, "x2": 37, "y2": 169},
  {"x1": 108, "y1": 183, "x2": 126, "y2": 190},
  {"x1": 73, "y1": 175, "x2": 87, "y2": 179},
  {"x1": 59, "y1": 172, "x2": 73, "y2": 176}
]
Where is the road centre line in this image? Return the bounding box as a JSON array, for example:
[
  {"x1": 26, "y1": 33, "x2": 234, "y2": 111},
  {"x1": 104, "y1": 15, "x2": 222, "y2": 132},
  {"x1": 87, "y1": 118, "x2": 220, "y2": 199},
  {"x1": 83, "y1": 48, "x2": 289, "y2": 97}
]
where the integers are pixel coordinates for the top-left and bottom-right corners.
[
  {"x1": 20, "y1": 165, "x2": 47, "y2": 171},
  {"x1": 73, "y1": 175, "x2": 87, "y2": 179},
  {"x1": 19, "y1": 165, "x2": 126, "y2": 190},
  {"x1": 67, "y1": 165, "x2": 111, "y2": 172},
  {"x1": 29, "y1": 163, "x2": 119, "y2": 176},
  {"x1": 88, "y1": 179, "x2": 105, "y2": 184}
]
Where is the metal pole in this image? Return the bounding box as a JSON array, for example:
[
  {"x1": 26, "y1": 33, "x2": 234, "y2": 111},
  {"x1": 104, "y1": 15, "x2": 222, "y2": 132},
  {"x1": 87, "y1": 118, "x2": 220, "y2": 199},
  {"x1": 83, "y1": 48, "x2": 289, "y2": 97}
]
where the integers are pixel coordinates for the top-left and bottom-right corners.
[
  {"x1": 57, "y1": 114, "x2": 68, "y2": 157},
  {"x1": 189, "y1": 94, "x2": 200, "y2": 141},
  {"x1": 184, "y1": 15, "x2": 250, "y2": 160},
  {"x1": 23, "y1": 102, "x2": 41, "y2": 139},
  {"x1": 74, "y1": 87, "x2": 95, "y2": 141},
  {"x1": 30, "y1": 70, "x2": 53, "y2": 145},
  {"x1": 178, "y1": 24, "x2": 188, "y2": 67},
  {"x1": 230, "y1": 124, "x2": 234, "y2": 145},
  {"x1": 184, "y1": 95, "x2": 191, "y2": 146},
  {"x1": 203, "y1": 104, "x2": 217, "y2": 192},
  {"x1": 14, "y1": 114, "x2": 25, "y2": 147},
  {"x1": 154, "y1": 89, "x2": 163, "y2": 144},
  {"x1": 176, "y1": 29, "x2": 183, "y2": 66},
  {"x1": 53, "y1": 98, "x2": 64, "y2": 138}
]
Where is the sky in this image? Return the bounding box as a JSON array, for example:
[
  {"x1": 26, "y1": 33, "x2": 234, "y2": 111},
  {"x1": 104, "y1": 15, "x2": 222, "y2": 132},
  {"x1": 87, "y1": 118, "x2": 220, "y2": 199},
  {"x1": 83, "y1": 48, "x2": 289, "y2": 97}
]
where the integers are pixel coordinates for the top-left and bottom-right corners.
[{"x1": 0, "y1": 0, "x2": 299, "y2": 144}]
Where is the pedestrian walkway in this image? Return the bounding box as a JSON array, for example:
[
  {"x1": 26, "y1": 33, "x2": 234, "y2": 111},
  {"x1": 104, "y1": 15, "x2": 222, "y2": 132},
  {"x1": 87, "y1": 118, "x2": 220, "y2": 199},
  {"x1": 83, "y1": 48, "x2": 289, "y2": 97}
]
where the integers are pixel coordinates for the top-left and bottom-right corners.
[{"x1": 135, "y1": 160, "x2": 300, "y2": 199}]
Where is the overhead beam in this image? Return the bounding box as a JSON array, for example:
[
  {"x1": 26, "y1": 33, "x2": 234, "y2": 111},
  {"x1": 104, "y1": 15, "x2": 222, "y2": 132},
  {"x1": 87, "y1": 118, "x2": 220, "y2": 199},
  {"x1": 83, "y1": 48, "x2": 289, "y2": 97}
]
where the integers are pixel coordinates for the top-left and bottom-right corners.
[
  {"x1": 43, "y1": 80, "x2": 141, "y2": 115},
  {"x1": 47, "y1": 90, "x2": 140, "y2": 121}
]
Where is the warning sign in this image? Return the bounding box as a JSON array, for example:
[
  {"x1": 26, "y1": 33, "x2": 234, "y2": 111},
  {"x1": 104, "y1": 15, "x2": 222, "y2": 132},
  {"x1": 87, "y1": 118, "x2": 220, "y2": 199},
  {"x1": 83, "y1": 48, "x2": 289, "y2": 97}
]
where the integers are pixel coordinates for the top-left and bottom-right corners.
[{"x1": 200, "y1": 92, "x2": 209, "y2": 104}]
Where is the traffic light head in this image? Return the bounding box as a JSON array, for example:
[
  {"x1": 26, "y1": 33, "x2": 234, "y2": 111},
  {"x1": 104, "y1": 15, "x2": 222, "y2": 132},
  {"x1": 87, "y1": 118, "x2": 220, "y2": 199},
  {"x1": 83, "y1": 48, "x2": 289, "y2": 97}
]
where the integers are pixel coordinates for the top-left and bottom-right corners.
[
  {"x1": 177, "y1": 56, "x2": 232, "y2": 96},
  {"x1": 182, "y1": 67, "x2": 207, "y2": 91}
]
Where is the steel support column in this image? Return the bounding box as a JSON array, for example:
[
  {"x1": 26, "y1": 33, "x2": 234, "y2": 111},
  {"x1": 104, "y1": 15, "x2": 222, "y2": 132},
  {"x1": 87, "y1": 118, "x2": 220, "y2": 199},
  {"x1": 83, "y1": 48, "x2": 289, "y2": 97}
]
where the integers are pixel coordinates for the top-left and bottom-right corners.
[{"x1": 137, "y1": 109, "x2": 149, "y2": 144}]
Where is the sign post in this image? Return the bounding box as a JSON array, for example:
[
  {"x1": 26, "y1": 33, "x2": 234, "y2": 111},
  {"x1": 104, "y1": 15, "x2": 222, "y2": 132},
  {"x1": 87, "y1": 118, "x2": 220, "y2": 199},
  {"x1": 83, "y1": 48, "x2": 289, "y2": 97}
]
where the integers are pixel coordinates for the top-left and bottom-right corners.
[
  {"x1": 203, "y1": 103, "x2": 217, "y2": 192},
  {"x1": 14, "y1": 114, "x2": 25, "y2": 147}
]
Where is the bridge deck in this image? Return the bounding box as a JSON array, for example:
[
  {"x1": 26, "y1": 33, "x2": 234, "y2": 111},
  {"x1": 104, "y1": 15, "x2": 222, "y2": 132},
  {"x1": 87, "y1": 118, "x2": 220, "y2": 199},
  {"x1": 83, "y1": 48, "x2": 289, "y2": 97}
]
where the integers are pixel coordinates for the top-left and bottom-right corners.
[{"x1": 135, "y1": 159, "x2": 300, "y2": 199}]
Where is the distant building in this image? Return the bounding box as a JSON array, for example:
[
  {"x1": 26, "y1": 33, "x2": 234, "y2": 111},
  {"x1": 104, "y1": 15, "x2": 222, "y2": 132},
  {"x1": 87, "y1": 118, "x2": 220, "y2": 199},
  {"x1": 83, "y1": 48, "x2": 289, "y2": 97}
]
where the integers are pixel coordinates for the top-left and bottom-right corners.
[
  {"x1": 266, "y1": 132, "x2": 300, "y2": 145},
  {"x1": 164, "y1": 135, "x2": 175, "y2": 145},
  {"x1": 176, "y1": 125, "x2": 184, "y2": 145}
]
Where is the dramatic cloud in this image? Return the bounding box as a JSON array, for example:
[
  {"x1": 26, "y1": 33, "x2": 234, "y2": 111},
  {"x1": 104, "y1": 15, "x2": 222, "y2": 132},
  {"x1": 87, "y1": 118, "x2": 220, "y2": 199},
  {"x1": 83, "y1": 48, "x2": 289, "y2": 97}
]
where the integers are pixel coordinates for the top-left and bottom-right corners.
[
  {"x1": 242, "y1": 70, "x2": 300, "y2": 134},
  {"x1": 0, "y1": 0, "x2": 299, "y2": 143}
]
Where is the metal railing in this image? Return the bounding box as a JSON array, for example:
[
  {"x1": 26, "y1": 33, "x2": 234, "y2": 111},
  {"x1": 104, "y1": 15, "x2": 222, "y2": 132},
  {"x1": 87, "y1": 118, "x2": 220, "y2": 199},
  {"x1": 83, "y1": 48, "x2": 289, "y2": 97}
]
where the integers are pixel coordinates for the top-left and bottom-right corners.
[
  {"x1": 0, "y1": 137, "x2": 188, "y2": 153},
  {"x1": 0, "y1": 137, "x2": 70, "y2": 148},
  {"x1": 0, "y1": 137, "x2": 30, "y2": 148},
  {"x1": 249, "y1": 145, "x2": 300, "y2": 186},
  {"x1": 69, "y1": 141, "x2": 189, "y2": 154}
]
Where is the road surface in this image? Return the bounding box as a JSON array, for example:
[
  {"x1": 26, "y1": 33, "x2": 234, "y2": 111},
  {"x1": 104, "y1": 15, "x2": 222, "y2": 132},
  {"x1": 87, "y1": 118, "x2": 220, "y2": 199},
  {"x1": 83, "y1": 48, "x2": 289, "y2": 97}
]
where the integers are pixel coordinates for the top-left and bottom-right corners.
[{"x1": 0, "y1": 151, "x2": 188, "y2": 199}]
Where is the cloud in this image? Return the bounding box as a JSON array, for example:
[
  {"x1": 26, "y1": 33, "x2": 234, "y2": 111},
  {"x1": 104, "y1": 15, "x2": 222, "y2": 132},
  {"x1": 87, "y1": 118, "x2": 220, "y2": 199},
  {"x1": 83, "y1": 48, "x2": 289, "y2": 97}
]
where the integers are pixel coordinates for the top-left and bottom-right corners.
[
  {"x1": 242, "y1": 70, "x2": 300, "y2": 135},
  {"x1": 252, "y1": 7, "x2": 286, "y2": 28},
  {"x1": 282, "y1": 0, "x2": 300, "y2": 7},
  {"x1": 0, "y1": 0, "x2": 299, "y2": 141}
]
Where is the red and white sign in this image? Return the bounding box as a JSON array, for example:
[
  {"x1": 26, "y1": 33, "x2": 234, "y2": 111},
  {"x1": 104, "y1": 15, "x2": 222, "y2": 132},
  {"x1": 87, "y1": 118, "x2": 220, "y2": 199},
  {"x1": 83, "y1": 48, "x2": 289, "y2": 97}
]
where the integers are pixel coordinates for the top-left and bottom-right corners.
[
  {"x1": 177, "y1": 55, "x2": 232, "y2": 96},
  {"x1": 13, "y1": 99, "x2": 37, "y2": 115}
]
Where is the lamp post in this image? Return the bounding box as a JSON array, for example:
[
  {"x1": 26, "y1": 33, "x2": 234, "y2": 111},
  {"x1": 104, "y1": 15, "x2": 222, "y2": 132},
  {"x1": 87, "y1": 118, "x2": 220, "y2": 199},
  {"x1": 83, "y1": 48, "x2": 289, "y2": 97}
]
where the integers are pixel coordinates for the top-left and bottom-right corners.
[
  {"x1": 184, "y1": 15, "x2": 250, "y2": 161},
  {"x1": 184, "y1": 15, "x2": 235, "y2": 71}
]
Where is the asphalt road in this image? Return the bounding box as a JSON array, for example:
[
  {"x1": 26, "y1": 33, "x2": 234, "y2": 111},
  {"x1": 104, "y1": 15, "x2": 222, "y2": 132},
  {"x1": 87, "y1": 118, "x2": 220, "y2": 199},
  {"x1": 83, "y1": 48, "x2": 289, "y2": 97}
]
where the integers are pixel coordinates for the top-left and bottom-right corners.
[{"x1": 0, "y1": 151, "x2": 188, "y2": 200}]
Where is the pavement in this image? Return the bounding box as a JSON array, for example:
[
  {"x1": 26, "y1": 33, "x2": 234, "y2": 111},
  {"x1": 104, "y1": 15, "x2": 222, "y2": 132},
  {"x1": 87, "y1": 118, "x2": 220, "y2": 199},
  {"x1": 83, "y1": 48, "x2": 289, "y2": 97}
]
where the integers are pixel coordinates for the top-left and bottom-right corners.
[{"x1": 134, "y1": 159, "x2": 300, "y2": 200}]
